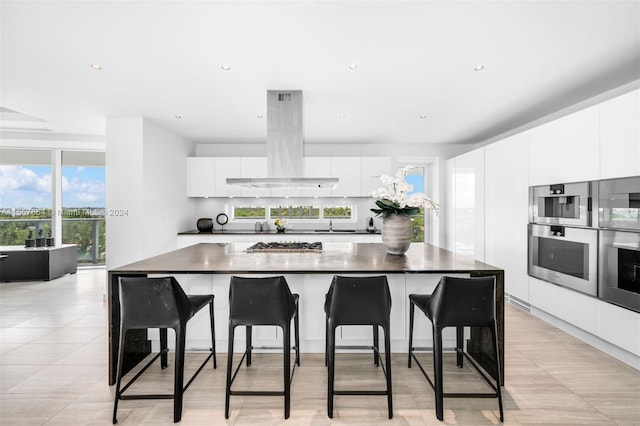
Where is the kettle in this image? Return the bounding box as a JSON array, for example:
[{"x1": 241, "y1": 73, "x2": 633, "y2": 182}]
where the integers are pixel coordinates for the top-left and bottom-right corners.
[{"x1": 366, "y1": 217, "x2": 377, "y2": 233}]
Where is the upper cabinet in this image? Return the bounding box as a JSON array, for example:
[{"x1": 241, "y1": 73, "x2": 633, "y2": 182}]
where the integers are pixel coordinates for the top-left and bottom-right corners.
[
  {"x1": 187, "y1": 157, "x2": 216, "y2": 197},
  {"x1": 240, "y1": 157, "x2": 270, "y2": 198},
  {"x1": 528, "y1": 105, "x2": 600, "y2": 185},
  {"x1": 187, "y1": 156, "x2": 392, "y2": 197},
  {"x1": 330, "y1": 157, "x2": 361, "y2": 197},
  {"x1": 599, "y1": 89, "x2": 640, "y2": 179},
  {"x1": 361, "y1": 157, "x2": 392, "y2": 196},
  {"x1": 299, "y1": 157, "x2": 331, "y2": 197},
  {"x1": 214, "y1": 157, "x2": 242, "y2": 197}
]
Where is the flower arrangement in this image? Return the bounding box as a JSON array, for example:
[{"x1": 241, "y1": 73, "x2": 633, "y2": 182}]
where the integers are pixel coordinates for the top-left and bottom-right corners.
[
  {"x1": 274, "y1": 218, "x2": 287, "y2": 232},
  {"x1": 370, "y1": 165, "x2": 439, "y2": 218}
]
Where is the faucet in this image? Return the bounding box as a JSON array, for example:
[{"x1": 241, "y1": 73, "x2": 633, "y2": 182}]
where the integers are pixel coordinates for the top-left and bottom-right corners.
[{"x1": 329, "y1": 220, "x2": 333, "y2": 232}]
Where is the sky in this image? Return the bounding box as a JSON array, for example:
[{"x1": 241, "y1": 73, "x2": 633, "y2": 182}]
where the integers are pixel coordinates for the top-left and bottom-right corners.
[{"x1": 0, "y1": 165, "x2": 105, "y2": 209}]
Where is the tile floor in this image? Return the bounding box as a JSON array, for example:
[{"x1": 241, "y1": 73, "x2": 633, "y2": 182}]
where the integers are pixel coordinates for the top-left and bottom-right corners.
[{"x1": 1, "y1": 269, "x2": 639, "y2": 425}]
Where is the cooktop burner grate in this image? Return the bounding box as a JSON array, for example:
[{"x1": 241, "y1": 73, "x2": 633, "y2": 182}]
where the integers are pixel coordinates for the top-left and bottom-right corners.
[{"x1": 246, "y1": 241, "x2": 323, "y2": 253}]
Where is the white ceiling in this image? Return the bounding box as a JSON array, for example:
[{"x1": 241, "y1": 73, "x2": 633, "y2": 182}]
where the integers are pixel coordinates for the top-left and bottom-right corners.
[{"x1": 1, "y1": 1, "x2": 638, "y2": 147}]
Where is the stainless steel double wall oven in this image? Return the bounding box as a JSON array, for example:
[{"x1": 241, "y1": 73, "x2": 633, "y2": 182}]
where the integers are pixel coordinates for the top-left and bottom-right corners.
[
  {"x1": 598, "y1": 176, "x2": 640, "y2": 312},
  {"x1": 528, "y1": 176, "x2": 640, "y2": 313}
]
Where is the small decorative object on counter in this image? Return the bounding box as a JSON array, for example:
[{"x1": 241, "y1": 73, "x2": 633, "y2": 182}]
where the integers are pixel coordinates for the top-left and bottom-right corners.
[
  {"x1": 25, "y1": 229, "x2": 35, "y2": 248},
  {"x1": 254, "y1": 222, "x2": 262, "y2": 232},
  {"x1": 35, "y1": 229, "x2": 46, "y2": 247},
  {"x1": 371, "y1": 165, "x2": 439, "y2": 255},
  {"x1": 197, "y1": 218, "x2": 214, "y2": 232},
  {"x1": 216, "y1": 213, "x2": 229, "y2": 232},
  {"x1": 366, "y1": 217, "x2": 377, "y2": 233},
  {"x1": 46, "y1": 229, "x2": 55, "y2": 247},
  {"x1": 274, "y1": 218, "x2": 286, "y2": 233}
]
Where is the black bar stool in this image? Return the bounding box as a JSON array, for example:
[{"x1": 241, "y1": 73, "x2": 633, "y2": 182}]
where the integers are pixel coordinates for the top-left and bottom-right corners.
[
  {"x1": 408, "y1": 275, "x2": 503, "y2": 422},
  {"x1": 112, "y1": 276, "x2": 216, "y2": 424},
  {"x1": 325, "y1": 275, "x2": 393, "y2": 419},
  {"x1": 225, "y1": 275, "x2": 300, "y2": 419}
]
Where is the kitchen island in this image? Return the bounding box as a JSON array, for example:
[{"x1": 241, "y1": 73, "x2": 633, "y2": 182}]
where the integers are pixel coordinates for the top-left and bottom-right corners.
[{"x1": 108, "y1": 242, "x2": 504, "y2": 385}]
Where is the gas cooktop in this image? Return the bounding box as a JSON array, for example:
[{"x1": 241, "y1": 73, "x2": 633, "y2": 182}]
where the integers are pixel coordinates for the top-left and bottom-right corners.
[{"x1": 245, "y1": 241, "x2": 323, "y2": 253}]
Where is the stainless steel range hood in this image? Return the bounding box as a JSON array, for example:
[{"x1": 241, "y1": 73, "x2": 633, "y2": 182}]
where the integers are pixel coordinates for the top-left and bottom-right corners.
[{"x1": 226, "y1": 90, "x2": 338, "y2": 189}]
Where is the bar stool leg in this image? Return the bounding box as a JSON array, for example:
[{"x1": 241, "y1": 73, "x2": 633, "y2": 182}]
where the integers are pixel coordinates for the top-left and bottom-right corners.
[
  {"x1": 294, "y1": 303, "x2": 300, "y2": 366},
  {"x1": 384, "y1": 323, "x2": 393, "y2": 419},
  {"x1": 246, "y1": 325, "x2": 252, "y2": 366},
  {"x1": 456, "y1": 326, "x2": 464, "y2": 368},
  {"x1": 327, "y1": 323, "x2": 336, "y2": 418},
  {"x1": 491, "y1": 324, "x2": 504, "y2": 422},
  {"x1": 373, "y1": 325, "x2": 379, "y2": 366},
  {"x1": 173, "y1": 326, "x2": 186, "y2": 423},
  {"x1": 209, "y1": 301, "x2": 217, "y2": 369},
  {"x1": 225, "y1": 325, "x2": 235, "y2": 419},
  {"x1": 283, "y1": 325, "x2": 291, "y2": 419},
  {"x1": 408, "y1": 301, "x2": 415, "y2": 368},
  {"x1": 433, "y1": 326, "x2": 444, "y2": 421},
  {"x1": 160, "y1": 328, "x2": 168, "y2": 369},
  {"x1": 112, "y1": 328, "x2": 127, "y2": 424}
]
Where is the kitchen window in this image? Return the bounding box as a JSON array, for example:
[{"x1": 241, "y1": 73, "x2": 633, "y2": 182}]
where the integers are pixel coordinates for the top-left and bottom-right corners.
[{"x1": 231, "y1": 204, "x2": 353, "y2": 222}]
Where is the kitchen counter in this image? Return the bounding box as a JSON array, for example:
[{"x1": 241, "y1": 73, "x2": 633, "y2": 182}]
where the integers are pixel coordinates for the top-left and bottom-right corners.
[
  {"x1": 179, "y1": 229, "x2": 380, "y2": 235},
  {"x1": 108, "y1": 243, "x2": 504, "y2": 385},
  {"x1": 112, "y1": 242, "x2": 498, "y2": 274}
]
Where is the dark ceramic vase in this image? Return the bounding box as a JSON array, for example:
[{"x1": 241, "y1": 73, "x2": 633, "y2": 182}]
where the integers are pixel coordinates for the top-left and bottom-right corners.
[{"x1": 197, "y1": 218, "x2": 214, "y2": 232}]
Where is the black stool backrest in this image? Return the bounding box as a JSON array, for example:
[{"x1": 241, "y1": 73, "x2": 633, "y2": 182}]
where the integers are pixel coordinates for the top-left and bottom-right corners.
[
  {"x1": 428, "y1": 276, "x2": 496, "y2": 328},
  {"x1": 229, "y1": 276, "x2": 296, "y2": 327},
  {"x1": 119, "y1": 276, "x2": 191, "y2": 330},
  {"x1": 325, "y1": 275, "x2": 391, "y2": 326}
]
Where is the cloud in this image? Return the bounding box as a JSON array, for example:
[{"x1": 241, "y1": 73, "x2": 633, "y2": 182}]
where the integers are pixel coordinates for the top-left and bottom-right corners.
[
  {"x1": 0, "y1": 165, "x2": 105, "y2": 208},
  {"x1": 0, "y1": 165, "x2": 51, "y2": 193}
]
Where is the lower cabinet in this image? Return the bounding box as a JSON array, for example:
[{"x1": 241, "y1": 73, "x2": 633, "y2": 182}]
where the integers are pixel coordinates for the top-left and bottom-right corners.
[{"x1": 529, "y1": 277, "x2": 640, "y2": 358}]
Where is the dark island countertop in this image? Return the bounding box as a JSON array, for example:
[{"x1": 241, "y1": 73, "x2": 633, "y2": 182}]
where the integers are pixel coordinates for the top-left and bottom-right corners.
[{"x1": 111, "y1": 242, "x2": 500, "y2": 274}]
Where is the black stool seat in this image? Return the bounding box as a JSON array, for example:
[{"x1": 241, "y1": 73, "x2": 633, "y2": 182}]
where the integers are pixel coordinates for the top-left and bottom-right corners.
[
  {"x1": 408, "y1": 276, "x2": 503, "y2": 422},
  {"x1": 112, "y1": 276, "x2": 216, "y2": 424},
  {"x1": 325, "y1": 275, "x2": 393, "y2": 419},
  {"x1": 225, "y1": 275, "x2": 300, "y2": 419}
]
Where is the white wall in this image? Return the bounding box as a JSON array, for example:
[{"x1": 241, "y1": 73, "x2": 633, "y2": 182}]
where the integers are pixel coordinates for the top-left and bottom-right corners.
[{"x1": 106, "y1": 117, "x2": 195, "y2": 269}]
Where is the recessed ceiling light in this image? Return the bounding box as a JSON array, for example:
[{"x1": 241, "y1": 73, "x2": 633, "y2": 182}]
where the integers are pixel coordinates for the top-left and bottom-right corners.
[
  {"x1": 221, "y1": 64, "x2": 231, "y2": 71},
  {"x1": 474, "y1": 64, "x2": 485, "y2": 71},
  {"x1": 90, "y1": 64, "x2": 102, "y2": 70},
  {"x1": 338, "y1": 114, "x2": 346, "y2": 119},
  {"x1": 174, "y1": 115, "x2": 182, "y2": 119},
  {"x1": 419, "y1": 115, "x2": 427, "y2": 119},
  {"x1": 348, "y1": 63, "x2": 358, "y2": 70},
  {"x1": 257, "y1": 115, "x2": 264, "y2": 119}
]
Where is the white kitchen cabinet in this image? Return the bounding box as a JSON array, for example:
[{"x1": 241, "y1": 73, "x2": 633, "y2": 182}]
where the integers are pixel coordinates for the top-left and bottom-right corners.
[
  {"x1": 361, "y1": 157, "x2": 392, "y2": 196},
  {"x1": 529, "y1": 277, "x2": 600, "y2": 336},
  {"x1": 485, "y1": 133, "x2": 530, "y2": 302},
  {"x1": 187, "y1": 157, "x2": 216, "y2": 197},
  {"x1": 297, "y1": 157, "x2": 330, "y2": 198},
  {"x1": 331, "y1": 157, "x2": 361, "y2": 197},
  {"x1": 599, "y1": 89, "x2": 640, "y2": 179},
  {"x1": 598, "y1": 302, "x2": 640, "y2": 356},
  {"x1": 214, "y1": 157, "x2": 242, "y2": 197},
  {"x1": 528, "y1": 105, "x2": 600, "y2": 185},
  {"x1": 446, "y1": 148, "x2": 485, "y2": 261},
  {"x1": 240, "y1": 157, "x2": 270, "y2": 198}
]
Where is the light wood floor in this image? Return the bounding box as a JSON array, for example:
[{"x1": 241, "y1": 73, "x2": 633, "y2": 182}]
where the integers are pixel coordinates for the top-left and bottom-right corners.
[{"x1": 1, "y1": 269, "x2": 639, "y2": 425}]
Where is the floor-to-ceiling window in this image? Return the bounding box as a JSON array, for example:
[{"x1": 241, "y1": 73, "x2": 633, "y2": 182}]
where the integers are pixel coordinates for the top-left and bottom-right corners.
[
  {"x1": 0, "y1": 148, "x2": 106, "y2": 265},
  {"x1": 0, "y1": 149, "x2": 53, "y2": 245},
  {"x1": 62, "y1": 151, "x2": 106, "y2": 265}
]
